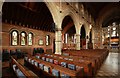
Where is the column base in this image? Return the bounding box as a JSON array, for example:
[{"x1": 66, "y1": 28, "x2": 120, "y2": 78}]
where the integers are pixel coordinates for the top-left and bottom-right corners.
[
  {"x1": 76, "y1": 48, "x2": 80, "y2": 50},
  {"x1": 55, "y1": 52, "x2": 62, "y2": 55}
]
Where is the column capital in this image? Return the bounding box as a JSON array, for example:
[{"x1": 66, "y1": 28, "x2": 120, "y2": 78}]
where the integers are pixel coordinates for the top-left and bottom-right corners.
[
  {"x1": 56, "y1": 28, "x2": 62, "y2": 31},
  {"x1": 76, "y1": 34, "x2": 81, "y2": 50},
  {"x1": 76, "y1": 34, "x2": 80, "y2": 36},
  {"x1": 55, "y1": 52, "x2": 62, "y2": 55},
  {"x1": 76, "y1": 41, "x2": 80, "y2": 43}
]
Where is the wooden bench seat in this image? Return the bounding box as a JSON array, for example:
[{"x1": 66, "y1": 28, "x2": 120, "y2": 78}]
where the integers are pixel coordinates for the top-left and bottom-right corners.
[
  {"x1": 40, "y1": 49, "x2": 109, "y2": 75},
  {"x1": 36, "y1": 54, "x2": 92, "y2": 76},
  {"x1": 24, "y1": 55, "x2": 84, "y2": 78},
  {"x1": 63, "y1": 49, "x2": 108, "y2": 62},
  {"x1": 63, "y1": 49, "x2": 109, "y2": 72},
  {"x1": 10, "y1": 56, "x2": 38, "y2": 78}
]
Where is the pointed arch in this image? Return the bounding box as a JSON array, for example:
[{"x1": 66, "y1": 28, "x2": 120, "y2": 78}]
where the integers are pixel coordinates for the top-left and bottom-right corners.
[
  {"x1": 61, "y1": 9, "x2": 79, "y2": 35},
  {"x1": 45, "y1": 2, "x2": 60, "y2": 28}
]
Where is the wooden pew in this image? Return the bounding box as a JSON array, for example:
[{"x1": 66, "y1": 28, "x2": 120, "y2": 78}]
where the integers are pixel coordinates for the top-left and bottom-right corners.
[
  {"x1": 62, "y1": 49, "x2": 109, "y2": 73},
  {"x1": 24, "y1": 55, "x2": 84, "y2": 78},
  {"x1": 24, "y1": 56, "x2": 55, "y2": 78},
  {"x1": 40, "y1": 49, "x2": 109, "y2": 75},
  {"x1": 43, "y1": 53, "x2": 97, "y2": 75},
  {"x1": 35, "y1": 53, "x2": 92, "y2": 77},
  {"x1": 10, "y1": 56, "x2": 38, "y2": 78}
]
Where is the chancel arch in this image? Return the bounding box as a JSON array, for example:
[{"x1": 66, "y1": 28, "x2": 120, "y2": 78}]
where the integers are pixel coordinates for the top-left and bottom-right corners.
[{"x1": 95, "y1": 3, "x2": 120, "y2": 49}]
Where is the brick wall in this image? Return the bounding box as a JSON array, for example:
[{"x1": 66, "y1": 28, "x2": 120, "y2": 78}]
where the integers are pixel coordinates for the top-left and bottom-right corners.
[{"x1": 1, "y1": 23, "x2": 55, "y2": 55}]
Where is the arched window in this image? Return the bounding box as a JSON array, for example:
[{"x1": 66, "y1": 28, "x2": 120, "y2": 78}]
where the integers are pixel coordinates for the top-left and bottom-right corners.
[
  {"x1": 28, "y1": 32, "x2": 33, "y2": 45},
  {"x1": 11, "y1": 30, "x2": 19, "y2": 45},
  {"x1": 20, "y1": 31, "x2": 27, "y2": 45},
  {"x1": 46, "y1": 35, "x2": 50, "y2": 46}
]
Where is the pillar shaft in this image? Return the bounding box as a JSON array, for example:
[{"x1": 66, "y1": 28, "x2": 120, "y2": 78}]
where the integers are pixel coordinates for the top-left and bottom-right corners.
[
  {"x1": 76, "y1": 34, "x2": 80, "y2": 50},
  {"x1": 55, "y1": 28, "x2": 62, "y2": 55},
  {"x1": 92, "y1": 39, "x2": 95, "y2": 49},
  {"x1": 119, "y1": 24, "x2": 120, "y2": 53},
  {"x1": 86, "y1": 37, "x2": 89, "y2": 49}
]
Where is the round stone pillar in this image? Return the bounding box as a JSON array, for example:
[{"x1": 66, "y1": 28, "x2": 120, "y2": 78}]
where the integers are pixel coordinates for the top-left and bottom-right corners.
[
  {"x1": 76, "y1": 34, "x2": 80, "y2": 50},
  {"x1": 86, "y1": 35, "x2": 89, "y2": 49},
  {"x1": 55, "y1": 28, "x2": 62, "y2": 55},
  {"x1": 119, "y1": 24, "x2": 120, "y2": 53}
]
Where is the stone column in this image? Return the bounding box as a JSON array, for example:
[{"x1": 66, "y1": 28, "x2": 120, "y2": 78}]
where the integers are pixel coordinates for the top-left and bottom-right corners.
[
  {"x1": 100, "y1": 28, "x2": 103, "y2": 49},
  {"x1": 0, "y1": 1, "x2": 3, "y2": 78},
  {"x1": 119, "y1": 24, "x2": 120, "y2": 53},
  {"x1": 109, "y1": 26, "x2": 111, "y2": 51},
  {"x1": 76, "y1": 34, "x2": 80, "y2": 50},
  {"x1": 92, "y1": 39, "x2": 95, "y2": 49},
  {"x1": 92, "y1": 27, "x2": 95, "y2": 49},
  {"x1": 55, "y1": 28, "x2": 62, "y2": 55},
  {"x1": 86, "y1": 35, "x2": 89, "y2": 49}
]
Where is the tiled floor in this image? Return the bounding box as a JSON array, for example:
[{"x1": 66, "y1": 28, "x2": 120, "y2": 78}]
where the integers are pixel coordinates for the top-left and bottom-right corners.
[{"x1": 95, "y1": 52, "x2": 120, "y2": 77}]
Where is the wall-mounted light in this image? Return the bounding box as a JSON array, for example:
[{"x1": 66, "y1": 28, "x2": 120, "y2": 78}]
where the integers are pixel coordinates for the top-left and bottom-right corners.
[
  {"x1": 76, "y1": 11, "x2": 78, "y2": 13},
  {"x1": 60, "y1": 11, "x2": 62, "y2": 13},
  {"x1": 59, "y1": 0, "x2": 62, "y2": 13},
  {"x1": 66, "y1": 2, "x2": 69, "y2": 5}
]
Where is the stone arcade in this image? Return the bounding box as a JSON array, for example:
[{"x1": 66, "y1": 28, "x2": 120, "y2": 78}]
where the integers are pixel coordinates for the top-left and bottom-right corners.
[{"x1": 1, "y1": 1, "x2": 120, "y2": 78}]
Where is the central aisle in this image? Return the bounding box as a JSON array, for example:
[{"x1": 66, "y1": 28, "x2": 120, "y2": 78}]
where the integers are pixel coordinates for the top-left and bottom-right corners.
[{"x1": 96, "y1": 52, "x2": 120, "y2": 77}]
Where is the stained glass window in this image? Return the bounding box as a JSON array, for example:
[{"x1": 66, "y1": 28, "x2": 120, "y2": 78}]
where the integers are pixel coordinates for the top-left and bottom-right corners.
[
  {"x1": 11, "y1": 30, "x2": 18, "y2": 45},
  {"x1": 28, "y1": 33, "x2": 33, "y2": 45},
  {"x1": 46, "y1": 35, "x2": 50, "y2": 45},
  {"x1": 112, "y1": 31, "x2": 116, "y2": 37},
  {"x1": 112, "y1": 27, "x2": 116, "y2": 30},
  {"x1": 21, "y1": 32, "x2": 26, "y2": 45}
]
